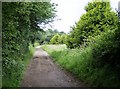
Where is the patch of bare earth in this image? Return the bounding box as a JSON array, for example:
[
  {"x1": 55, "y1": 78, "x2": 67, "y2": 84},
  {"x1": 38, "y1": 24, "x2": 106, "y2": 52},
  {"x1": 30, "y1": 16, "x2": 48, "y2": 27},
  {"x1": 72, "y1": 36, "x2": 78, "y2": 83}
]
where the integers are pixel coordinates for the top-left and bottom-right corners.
[{"x1": 21, "y1": 48, "x2": 86, "y2": 87}]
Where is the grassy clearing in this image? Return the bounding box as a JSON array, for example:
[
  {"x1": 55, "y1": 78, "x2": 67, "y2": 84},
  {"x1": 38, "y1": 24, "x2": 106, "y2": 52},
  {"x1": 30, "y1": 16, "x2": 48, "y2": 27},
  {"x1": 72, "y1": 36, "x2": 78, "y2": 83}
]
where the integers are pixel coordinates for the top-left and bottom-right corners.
[
  {"x1": 42, "y1": 44, "x2": 120, "y2": 87},
  {"x1": 41, "y1": 44, "x2": 67, "y2": 53}
]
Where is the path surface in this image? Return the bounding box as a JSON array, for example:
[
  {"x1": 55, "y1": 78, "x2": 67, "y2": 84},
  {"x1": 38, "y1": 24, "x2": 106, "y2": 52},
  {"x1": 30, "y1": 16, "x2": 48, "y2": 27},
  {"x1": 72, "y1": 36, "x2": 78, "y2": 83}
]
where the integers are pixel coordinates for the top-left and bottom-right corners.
[{"x1": 21, "y1": 47, "x2": 85, "y2": 87}]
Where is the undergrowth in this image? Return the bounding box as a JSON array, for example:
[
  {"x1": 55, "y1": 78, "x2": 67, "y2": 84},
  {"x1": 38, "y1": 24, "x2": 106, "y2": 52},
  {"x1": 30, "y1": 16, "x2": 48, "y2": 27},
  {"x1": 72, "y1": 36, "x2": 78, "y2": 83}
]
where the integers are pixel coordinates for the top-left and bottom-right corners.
[
  {"x1": 43, "y1": 30, "x2": 120, "y2": 87},
  {"x1": 44, "y1": 47, "x2": 120, "y2": 87},
  {"x1": 2, "y1": 43, "x2": 36, "y2": 87},
  {"x1": 2, "y1": 53, "x2": 32, "y2": 87}
]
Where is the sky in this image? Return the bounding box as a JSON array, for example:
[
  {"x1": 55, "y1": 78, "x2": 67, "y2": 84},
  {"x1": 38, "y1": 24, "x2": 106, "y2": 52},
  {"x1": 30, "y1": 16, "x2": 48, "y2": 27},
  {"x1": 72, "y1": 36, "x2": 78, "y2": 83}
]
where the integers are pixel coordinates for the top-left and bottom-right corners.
[{"x1": 48, "y1": 0, "x2": 120, "y2": 33}]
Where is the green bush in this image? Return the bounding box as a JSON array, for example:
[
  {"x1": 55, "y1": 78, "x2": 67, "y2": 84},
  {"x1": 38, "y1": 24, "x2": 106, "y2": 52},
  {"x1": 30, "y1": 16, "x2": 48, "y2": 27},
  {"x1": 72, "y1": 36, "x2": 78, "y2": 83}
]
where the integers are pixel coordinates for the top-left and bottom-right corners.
[
  {"x1": 66, "y1": 1, "x2": 118, "y2": 48},
  {"x1": 2, "y1": 59, "x2": 24, "y2": 87},
  {"x1": 89, "y1": 29, "x2": 120, "y2": 67},
  {"x1": 2, "y1": 52, "x2": 32, "y2": 87},
  {"x1": 44, "y1": 16, "x2": 120, "y2": 86}
]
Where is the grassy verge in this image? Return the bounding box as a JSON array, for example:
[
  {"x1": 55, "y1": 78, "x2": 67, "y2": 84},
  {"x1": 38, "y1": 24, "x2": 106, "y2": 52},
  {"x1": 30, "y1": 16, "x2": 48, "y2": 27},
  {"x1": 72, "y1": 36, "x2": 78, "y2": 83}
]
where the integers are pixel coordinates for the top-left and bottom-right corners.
[
  {"x1": 42, "y1": 44, "x2": 120, "y2": 87},
  {"x1": 2, "y1": 43, "x2": 39, "y2": 87}
]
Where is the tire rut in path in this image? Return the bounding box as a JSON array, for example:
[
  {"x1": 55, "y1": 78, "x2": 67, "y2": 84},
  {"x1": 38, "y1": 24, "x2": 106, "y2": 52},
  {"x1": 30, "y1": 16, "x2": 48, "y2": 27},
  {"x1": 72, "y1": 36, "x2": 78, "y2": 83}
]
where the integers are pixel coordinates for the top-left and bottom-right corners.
[{"x1": 21, "y1": 48, "x2": 85, "y2": 87}]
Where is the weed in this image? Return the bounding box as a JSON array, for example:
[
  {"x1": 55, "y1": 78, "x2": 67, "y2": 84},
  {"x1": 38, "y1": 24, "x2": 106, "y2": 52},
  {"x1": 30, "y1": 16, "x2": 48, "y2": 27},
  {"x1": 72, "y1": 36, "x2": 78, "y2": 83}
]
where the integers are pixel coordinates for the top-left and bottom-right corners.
[{"x1": 43, "y1": 44, "x2": 120, "y2": 87}]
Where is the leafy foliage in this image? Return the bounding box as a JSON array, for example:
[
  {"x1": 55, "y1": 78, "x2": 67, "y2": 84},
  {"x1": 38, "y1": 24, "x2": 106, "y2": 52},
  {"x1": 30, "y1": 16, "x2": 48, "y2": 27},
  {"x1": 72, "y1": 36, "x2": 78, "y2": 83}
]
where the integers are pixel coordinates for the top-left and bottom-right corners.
[
  {"x1": 2, "y1": 0, "x2": 120, "y2": 87},
  {"x1": 66, "y1": 1, "x2": 118, "y2": 48},
  {"x1": 44, "y1": 0, "x2": 120, "y2": 87},
  {"x1": 50, "y1": 33, "x2": 67, "y2": 44},
  {"x1": 50, "y1": 34, "x2": 60, "y2": 44},
  {"x1": 36, "y1": 29, "x2": 66, "y2": 44},
  {"x1": 2, "y1": 2, "x2": 56, "y2": 86}
]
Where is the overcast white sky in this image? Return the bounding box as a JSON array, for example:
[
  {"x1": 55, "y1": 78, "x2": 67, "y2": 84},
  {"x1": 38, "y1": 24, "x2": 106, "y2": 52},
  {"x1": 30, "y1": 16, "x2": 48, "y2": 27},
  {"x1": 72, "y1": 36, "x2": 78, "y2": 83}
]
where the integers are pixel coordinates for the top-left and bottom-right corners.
[{"x1": 49, "y1": 0, "x2": 120, "y2": 33}]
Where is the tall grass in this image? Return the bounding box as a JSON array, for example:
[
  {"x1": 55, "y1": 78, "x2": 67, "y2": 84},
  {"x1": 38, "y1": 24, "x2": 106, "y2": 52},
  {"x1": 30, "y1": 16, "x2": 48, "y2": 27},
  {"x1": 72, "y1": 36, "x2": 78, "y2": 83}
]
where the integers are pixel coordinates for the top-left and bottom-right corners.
[{"x1": 43, "y1": 44, "x2": 120, "y2": 87}]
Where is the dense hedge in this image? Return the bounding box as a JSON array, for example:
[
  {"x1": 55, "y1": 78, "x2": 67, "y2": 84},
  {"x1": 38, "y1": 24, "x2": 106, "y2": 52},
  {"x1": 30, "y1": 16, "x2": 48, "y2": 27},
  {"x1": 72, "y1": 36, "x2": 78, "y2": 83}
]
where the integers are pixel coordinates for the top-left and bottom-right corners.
[{"x1": 2, "y1": 2, "x2": 56, "y2": 86}]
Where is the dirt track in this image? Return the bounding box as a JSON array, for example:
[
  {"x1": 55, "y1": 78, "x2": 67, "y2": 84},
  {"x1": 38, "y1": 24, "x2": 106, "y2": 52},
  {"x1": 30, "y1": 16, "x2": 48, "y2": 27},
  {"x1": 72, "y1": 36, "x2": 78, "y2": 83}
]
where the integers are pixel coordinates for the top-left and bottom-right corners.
[{"x1": 21, "y1": 47, "x2": 85, "y2": 87}]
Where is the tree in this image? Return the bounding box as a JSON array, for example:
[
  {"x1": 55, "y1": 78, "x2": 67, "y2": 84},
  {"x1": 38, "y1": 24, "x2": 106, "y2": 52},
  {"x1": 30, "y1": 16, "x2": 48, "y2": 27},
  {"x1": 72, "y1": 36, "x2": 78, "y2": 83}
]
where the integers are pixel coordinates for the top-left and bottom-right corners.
[
  {"x1": 66, "y1": 1, "x2": 118, "y2": 48},
  {"x1": 43, "y1": 29, "x2": 65, "y2": 44},
  {"x1": 2, "y1": 2, "x2": 56, "y2": 86},
  {"x1": 58, "y1": 34, "x2": 68, "y2": 44},
  {"x1": 50, "y1": 34, "x2": 60, "y2": 44}
]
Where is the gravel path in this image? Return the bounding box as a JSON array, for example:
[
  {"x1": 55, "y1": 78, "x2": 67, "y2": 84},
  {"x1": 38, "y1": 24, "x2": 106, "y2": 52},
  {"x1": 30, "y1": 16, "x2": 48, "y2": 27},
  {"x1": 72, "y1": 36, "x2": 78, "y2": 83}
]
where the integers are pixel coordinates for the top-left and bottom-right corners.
[{"x1": 21, "y1": 47, "x2": 85, "y2": 87}]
